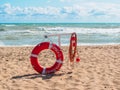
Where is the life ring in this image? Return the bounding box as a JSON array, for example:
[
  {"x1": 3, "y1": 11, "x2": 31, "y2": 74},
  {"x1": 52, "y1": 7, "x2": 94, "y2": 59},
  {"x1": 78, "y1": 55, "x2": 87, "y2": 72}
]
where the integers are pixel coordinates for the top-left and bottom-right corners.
[
  {"x1": 30, "y1": 42, "x2": 64, "y2": 74},
  {"x1": 69, "y1": 32, "x2": 77, "y2": 62}
]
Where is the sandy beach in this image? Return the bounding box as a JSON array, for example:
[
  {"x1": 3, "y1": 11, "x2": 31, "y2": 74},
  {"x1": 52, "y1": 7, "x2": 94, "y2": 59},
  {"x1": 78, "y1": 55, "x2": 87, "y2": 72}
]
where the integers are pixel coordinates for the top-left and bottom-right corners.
[{"x1": 0, "y1": 45, "x2": 120, "y2": 90}]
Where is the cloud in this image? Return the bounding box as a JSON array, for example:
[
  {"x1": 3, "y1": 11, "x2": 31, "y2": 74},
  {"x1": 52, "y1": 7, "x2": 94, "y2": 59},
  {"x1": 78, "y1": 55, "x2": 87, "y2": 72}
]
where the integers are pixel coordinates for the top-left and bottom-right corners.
[
  {"x1": 72, "y1": 2, "x2": 120, "y2": 19},
  {"x1": 59, "y1": 0, "x2": 72, "y2": 2},
  {"x1": 0, "y1": 4, "x2": 60, "y2": 17},
  {"x1": 0, "y1": 3, "x2": 12, "y2": 14},
  {"x1": 0, "y1": 2, "x2": 120, "y2": 22},
  {"x1": 59, "y1": 0, "x2": 81, "y2": 3}
]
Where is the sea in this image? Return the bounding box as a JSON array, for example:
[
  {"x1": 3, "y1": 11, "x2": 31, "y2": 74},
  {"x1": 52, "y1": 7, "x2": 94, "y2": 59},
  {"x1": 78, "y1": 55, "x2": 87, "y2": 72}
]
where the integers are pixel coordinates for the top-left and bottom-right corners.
[{"x1": 0, "y1": 23, "x2": 120, "y2": 46}]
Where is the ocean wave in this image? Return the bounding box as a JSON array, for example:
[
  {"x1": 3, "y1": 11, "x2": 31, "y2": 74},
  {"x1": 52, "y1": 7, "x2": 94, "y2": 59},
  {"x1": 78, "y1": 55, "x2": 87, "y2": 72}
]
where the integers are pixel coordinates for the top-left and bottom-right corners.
[
  {"x1": 0, "y1": 23, "x2": 120, "y2": 46},
  {"x1": 4, "y1": 24, "x2": 16, "y2": 27},
  {"x1": 0, "y1": 28, "x2": 5, "y2": 31},
  {"x1": 0, "y1": 40, "x2": 5, "y2": 45},
  {"x1": 37, "y1": 27, "x2": 63, "y2": 32},
  {"x1": 61, "y1": 27, "x2": 120, "y2": 34},
  {"x1": 36, "y1": 26, "x2": 120, "y2": 34}
]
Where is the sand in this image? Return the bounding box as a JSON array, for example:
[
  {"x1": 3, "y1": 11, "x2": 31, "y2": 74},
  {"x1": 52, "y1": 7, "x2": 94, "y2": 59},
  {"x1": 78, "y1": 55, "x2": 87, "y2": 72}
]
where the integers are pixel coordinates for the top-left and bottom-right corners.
[{"x1": 0, "y1": 45, "x2": 120, "y2": 90}]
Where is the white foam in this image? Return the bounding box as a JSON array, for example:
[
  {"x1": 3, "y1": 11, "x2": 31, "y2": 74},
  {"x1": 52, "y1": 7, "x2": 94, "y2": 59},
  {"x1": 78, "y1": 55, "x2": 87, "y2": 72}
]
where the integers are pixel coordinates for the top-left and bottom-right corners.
[
  {"x1": 37, "y1": 27, "x2": 120, "y2": 34},
  {"x1": 5, "y1": 24, "x2": 16, "y2": 27},
  {"x1": 62, "y1": 43, "x2": 120, "y2": 46},
  {"x1": 0, "y1": 40, "x2": 5, "y2": 46}
]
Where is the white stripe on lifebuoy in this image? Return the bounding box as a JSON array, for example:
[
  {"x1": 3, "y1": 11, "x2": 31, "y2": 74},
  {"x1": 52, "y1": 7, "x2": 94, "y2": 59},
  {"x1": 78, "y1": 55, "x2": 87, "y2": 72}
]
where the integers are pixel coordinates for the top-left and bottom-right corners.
[
  {"x1": 42, "y1": 68, "x2": 46, "y2": 75},
  {"x1": 56, "y1": 60, "x2": 63, "y2": 64},
  {"x1": 31, "y1": 54, "x2": 38, "y2": 58},
  {"x1": 48, "y1": 42, "x2": 53, "y2": 49}
]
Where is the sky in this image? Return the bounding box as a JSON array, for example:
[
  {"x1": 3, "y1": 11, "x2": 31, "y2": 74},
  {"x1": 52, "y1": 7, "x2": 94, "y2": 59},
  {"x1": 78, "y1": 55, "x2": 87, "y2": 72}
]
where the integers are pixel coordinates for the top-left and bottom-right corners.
[{"x1": 0, "y1": 0, "x2": 120, "y2": 23}]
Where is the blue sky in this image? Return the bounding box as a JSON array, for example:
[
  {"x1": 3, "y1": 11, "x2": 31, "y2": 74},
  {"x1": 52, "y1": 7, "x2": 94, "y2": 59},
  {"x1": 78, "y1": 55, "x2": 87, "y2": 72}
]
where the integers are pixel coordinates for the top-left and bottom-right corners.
[{"x1": 0, "y1": 0, "x2": 120, "y2": 23}]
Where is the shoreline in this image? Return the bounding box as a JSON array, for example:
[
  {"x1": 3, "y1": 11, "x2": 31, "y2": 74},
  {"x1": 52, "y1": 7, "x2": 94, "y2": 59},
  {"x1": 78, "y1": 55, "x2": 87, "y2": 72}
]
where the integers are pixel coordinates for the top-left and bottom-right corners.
[{"x1": 0, "y1": 43, "x2": 120, "y2": 47}]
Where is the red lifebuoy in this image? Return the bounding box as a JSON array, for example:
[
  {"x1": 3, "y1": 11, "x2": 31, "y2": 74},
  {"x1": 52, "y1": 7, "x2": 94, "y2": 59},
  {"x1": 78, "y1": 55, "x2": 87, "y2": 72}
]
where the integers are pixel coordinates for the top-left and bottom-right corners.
[
  {"x1": 69, "y1": 32, "x2": 77, "y2": 62},
  {"x1": 30, "y1": 42, "x2": 64, "y2": 74}
]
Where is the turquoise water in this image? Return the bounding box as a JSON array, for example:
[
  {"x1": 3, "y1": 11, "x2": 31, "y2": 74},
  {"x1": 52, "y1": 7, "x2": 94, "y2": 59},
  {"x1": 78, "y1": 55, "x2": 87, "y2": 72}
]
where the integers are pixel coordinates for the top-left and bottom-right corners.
[{"x1": 0, "y1": 23, "x2": 120, "y2": 46}]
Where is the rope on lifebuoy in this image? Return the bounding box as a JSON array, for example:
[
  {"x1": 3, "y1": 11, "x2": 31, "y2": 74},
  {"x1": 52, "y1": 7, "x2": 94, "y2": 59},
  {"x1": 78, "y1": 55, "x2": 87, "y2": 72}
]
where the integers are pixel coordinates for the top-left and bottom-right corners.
[{"x1": 30, "y1": 42, "x2": 64, "y2": 74}]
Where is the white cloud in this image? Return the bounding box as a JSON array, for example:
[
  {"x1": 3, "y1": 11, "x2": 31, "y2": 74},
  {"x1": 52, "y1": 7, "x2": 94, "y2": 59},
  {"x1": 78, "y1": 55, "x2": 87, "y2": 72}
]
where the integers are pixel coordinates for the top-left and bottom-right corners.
[
  {"x1": 0, "y1": 3, "x2": 12, "y2": 14},
  {"x1": 74, "y1": 3, "x2": 120, "y2": 18},
  {"x1": 0, "y1": 2, "x2": 120, "y2": 22},
  {"x1": 59, "y1": 0, "x2": 82, "y2": 3},
  {"x1": 60, "y1": 0, "x2": 72, "y2": 2},
  {"x1": 0, "y1": 4, "x2": 61, "y2": 17}
]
